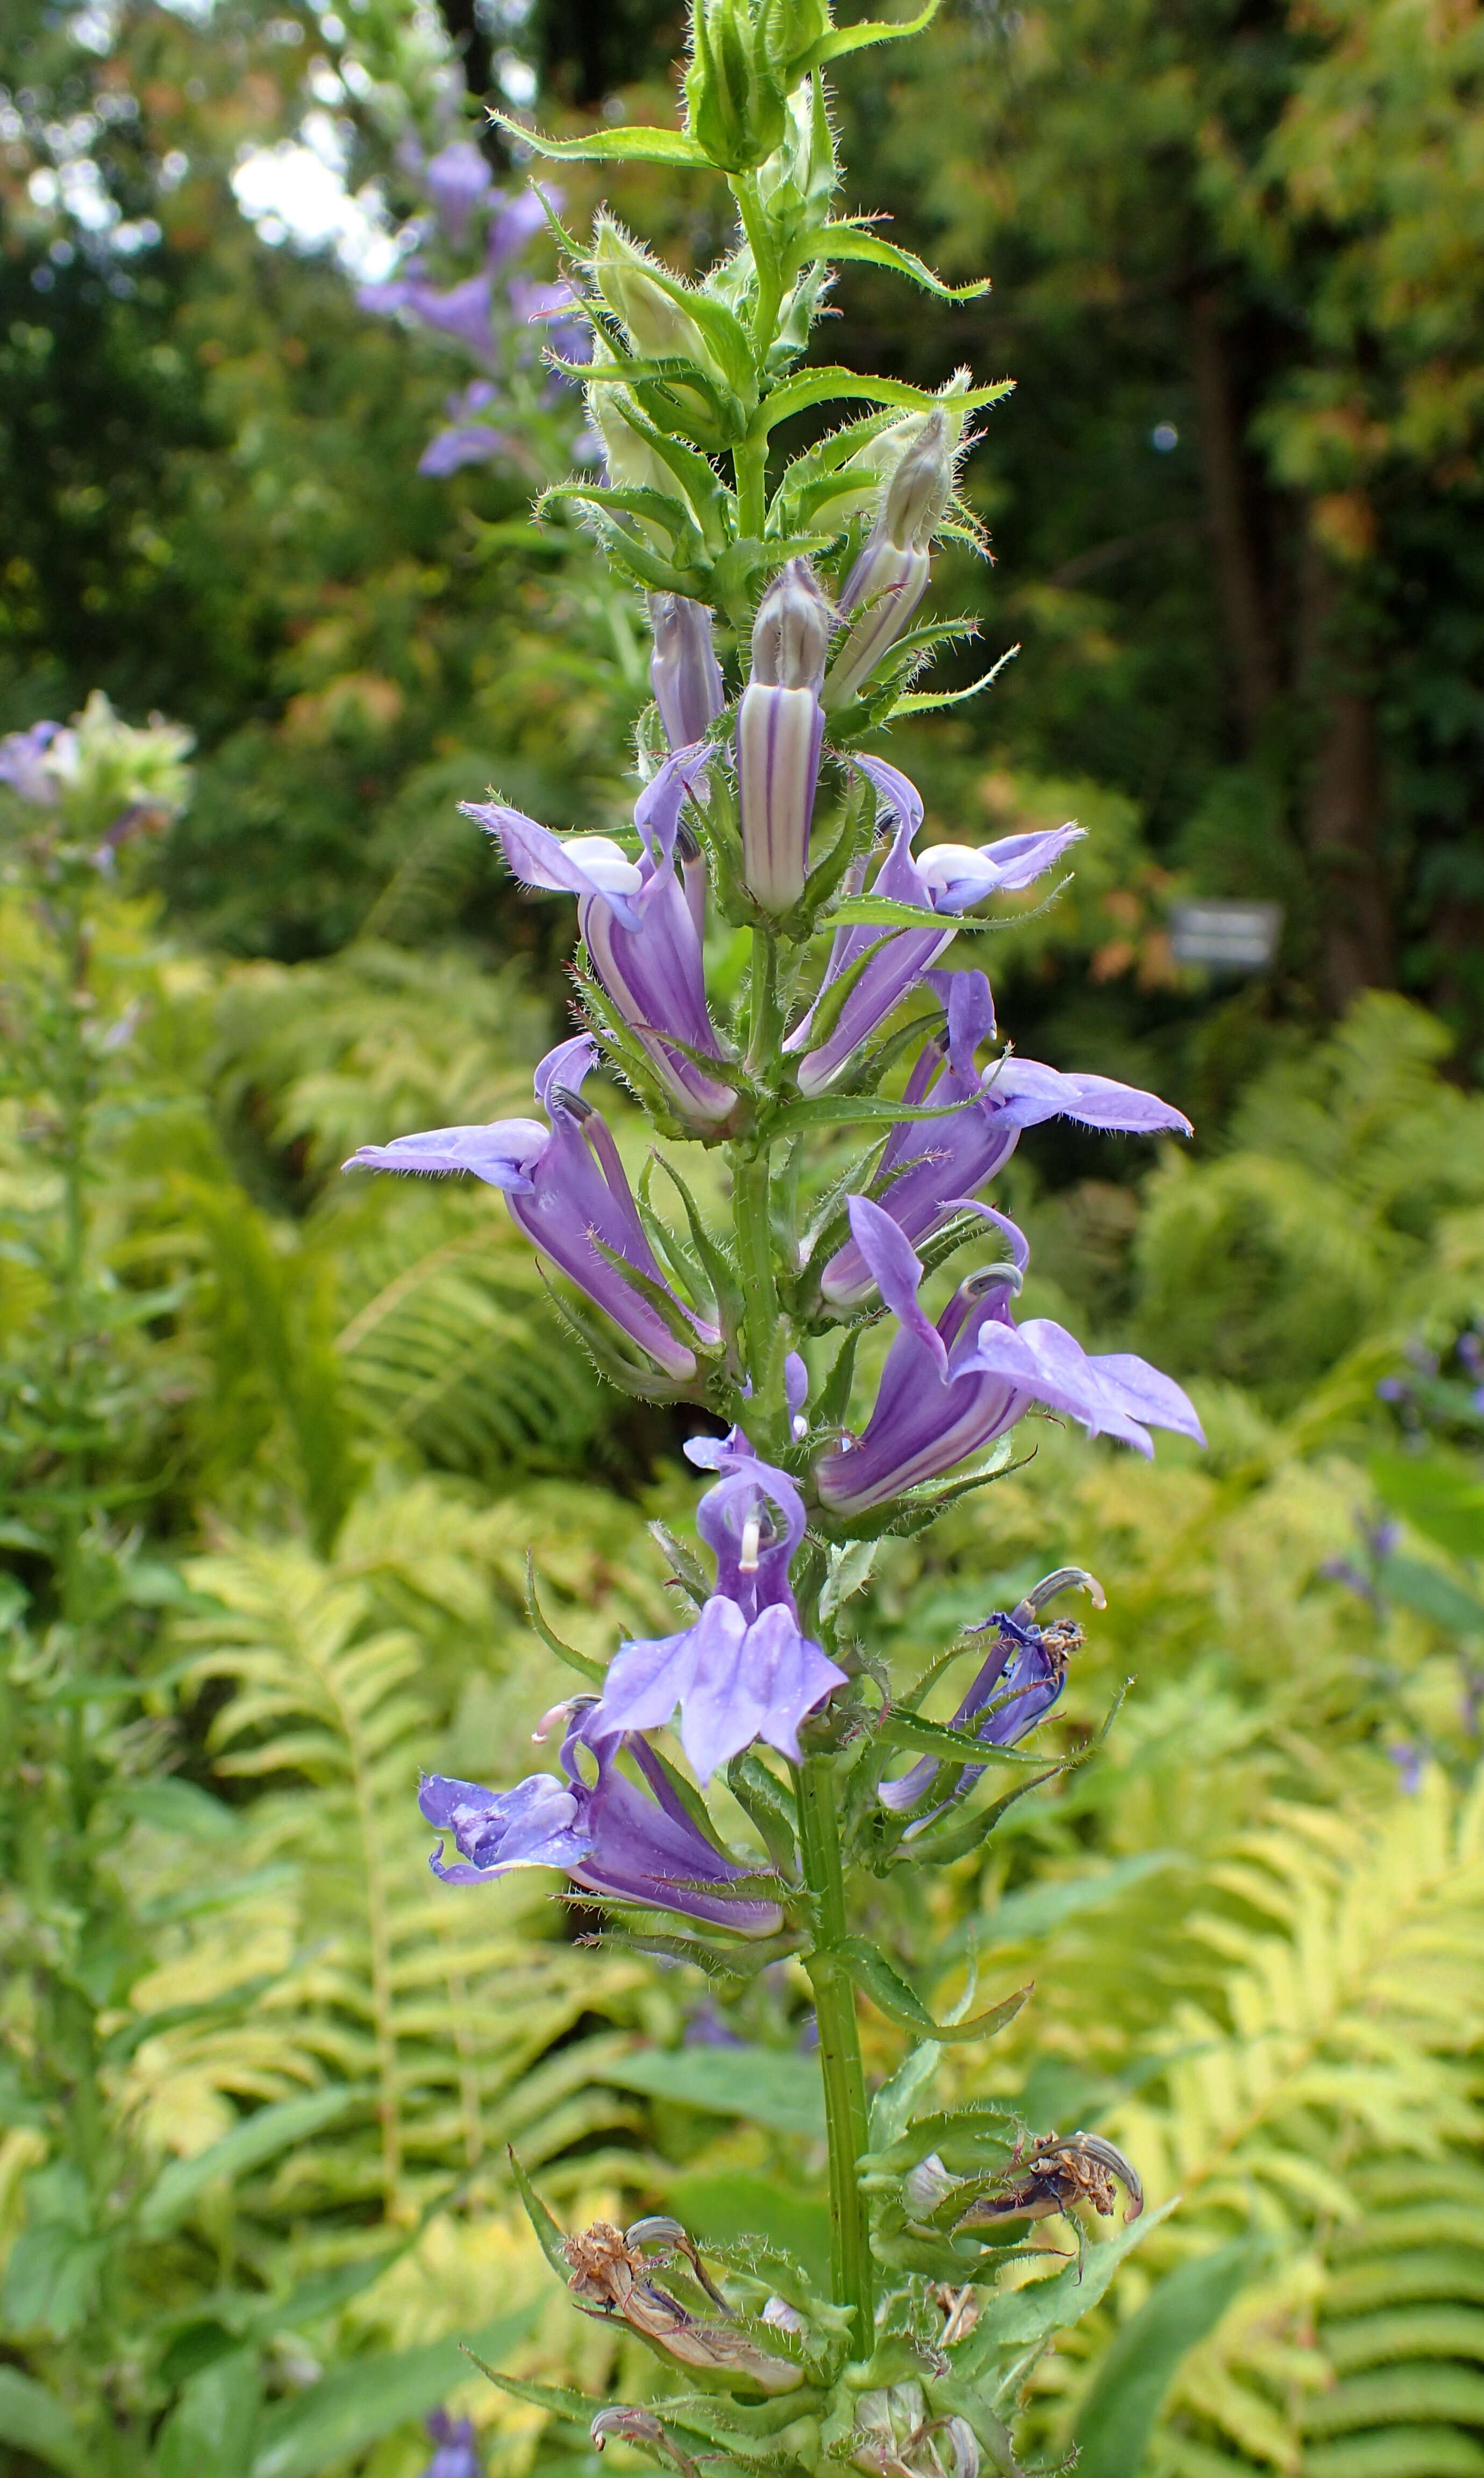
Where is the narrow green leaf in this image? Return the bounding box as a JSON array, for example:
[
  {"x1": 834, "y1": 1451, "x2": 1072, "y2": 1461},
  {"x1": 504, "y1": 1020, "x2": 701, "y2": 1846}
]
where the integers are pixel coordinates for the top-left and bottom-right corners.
[
  {"x1": 488, "y1": 110, "x2": 708, "y2": 166},
  {"x1": 461, "y1": 2363, "x2": 596, "y2": 2423},
  {"x1": 876, "y1": 1711, "x2": 1045, "y2": 1770},
  {"x1": 507, "y1": 2147, "x2": 571, "y2": 2282},
  {"x1": 1073, "y1": 2238, "x2": 1265, "y2": 2478},
  {"x1": 867, "y1": 2043, "x2": 939, "y2": 2151},
  {"x1": 840, "y1": 1940, "x2": 1030, "y2": 2043},
  {"x1": 524, "y1": 1554, "x2": 605, "y2": 1687},
  {"x1": 138, "y1": 2088, "x2": 365, "y2": 2239},
  {"x1": 767, "y1": 1087, "x2": 981, "y2": 1137},
  {"x1": 0, "y1": 2367, "x2": 88, "y2": 2477},
  {"x1": 761, "y1": 367, "x2": 1013, "y2": 432},
  {"x1": 801, "y1": 0, "x2": 945, "y2": 72},
  {"x1": 888, "y1": 666, "x2": 1013, "y2": 719},
  {"x1": 957, "y1": 2197, "x2": 1177, "y2": 2370},
  {"x1": 825, "y1": 893, "x2": 1003, "y2": 932},
  {"x1": 727, "y1": 1751, "x2": 800, "y2": 1875},
  {"x1": 813, "y1": 223, "x2": 990, "y2": 302}
]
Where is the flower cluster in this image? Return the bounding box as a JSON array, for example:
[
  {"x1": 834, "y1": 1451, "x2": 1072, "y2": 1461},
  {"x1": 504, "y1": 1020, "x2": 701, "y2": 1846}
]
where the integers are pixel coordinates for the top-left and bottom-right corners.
[
  {"x1": 348, "y1": 473, "x2": 1201, "y2": 1921},
  {"x1": 0, "y1": 690, "x2": 192, "y2": 856},
  {"x1": 355, "y1": 10, "x2": 1208, "y2": 2452},
  {"x1": 358, "y1": 134, "x2": 590, "y2": 478}
]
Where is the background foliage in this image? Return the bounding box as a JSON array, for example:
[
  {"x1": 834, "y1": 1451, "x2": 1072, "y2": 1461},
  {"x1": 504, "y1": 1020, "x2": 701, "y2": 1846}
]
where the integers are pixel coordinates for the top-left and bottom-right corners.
[{"x1": 2, "y1": 1, "x2": 1482, "y2": 2474}]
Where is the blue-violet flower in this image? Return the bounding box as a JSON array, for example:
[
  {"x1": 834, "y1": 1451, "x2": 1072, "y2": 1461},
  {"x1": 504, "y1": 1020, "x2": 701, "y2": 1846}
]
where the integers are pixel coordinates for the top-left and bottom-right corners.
[
  {"x1": 420, "y1": 1699, "x2": 784, "y2": 1934},
  {"x1": 814, "y1": 1200, "x2": 1203, "y2": 1513},
  {"x1": 602, "y1": 1428, "x2": 847, "y2": 1781},
  {"x1": 345, "y1": 1035, "x2": 719, "y2": 1377},
  {"x1": 821, "y1": 969, "x2": 1190, "y2": 1305},
  {"x1": 465, "y1": 749, "x2": 734, "y2": 1129},
  {"x1": 786, "y1": 759, "x2": 1083, "y2": 1094}
]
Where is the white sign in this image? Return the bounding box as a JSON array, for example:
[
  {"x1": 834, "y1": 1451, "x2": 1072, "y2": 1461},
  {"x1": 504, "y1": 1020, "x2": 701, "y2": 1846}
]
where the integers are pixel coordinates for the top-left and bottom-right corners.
[{"x1": 1169, "y1": 900, "x2": 1282, "y2": 971}]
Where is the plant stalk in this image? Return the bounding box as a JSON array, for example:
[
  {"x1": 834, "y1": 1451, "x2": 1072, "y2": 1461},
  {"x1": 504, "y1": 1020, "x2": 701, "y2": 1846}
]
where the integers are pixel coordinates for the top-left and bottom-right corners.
[{"x1": 796, "y1": 1751, "x2": 874, "y2": 2349}]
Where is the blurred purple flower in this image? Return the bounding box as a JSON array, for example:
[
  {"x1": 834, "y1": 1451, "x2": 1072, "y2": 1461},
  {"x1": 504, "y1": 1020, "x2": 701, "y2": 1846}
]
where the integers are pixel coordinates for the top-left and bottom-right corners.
[
  {"x1": 1388, "y1": 1741, "x2": 1424, "y2": 1795},
  {"x1": 815, "y1": 1200, "x2": 1204, "y2": 1514},
  {"x1": 359, "y1": 266, "x2": 497, "y2": 364},
  {"x1": 465, "y1": 748, "x2": 734, "y2": 1129},
  {"x1": 420, "y1": 2411, "x2": 480, "y2": 2478},
  {"x1": 423, "y1": 140, "x2": 494, "y2": 244},
  {"x1": 0, "y1": 720, "x2": 61, "y2": 806},
  {"x1": 420, "y1": 1700, "x2": 783, "y2": 1934},
  {"x1": 418, "y1": 381, "x2": 512, "y2": 476},
  {"x1": 784, "y1": 760, "x2": 1084, "y2": 1094},
  {"x1": 602, "y1": 1428, "x2": 847, "y2": 1781},
  {"x1": 344, "y1": 1035, "x2": 719, "y2": 1378},
  {"x1": 820, "y1": 969, "x2": 1190, "y2": 1305}
]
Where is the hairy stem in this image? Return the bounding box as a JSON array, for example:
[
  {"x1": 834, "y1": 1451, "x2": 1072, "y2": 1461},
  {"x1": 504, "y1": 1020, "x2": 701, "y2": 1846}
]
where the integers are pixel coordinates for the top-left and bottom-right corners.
[
  {"x1": 797, "y1": 1753, "x2": 874, "y2": 2348},
  {"x1": 732, "y1": 1142, "x2": 783, "y2": 1452}
]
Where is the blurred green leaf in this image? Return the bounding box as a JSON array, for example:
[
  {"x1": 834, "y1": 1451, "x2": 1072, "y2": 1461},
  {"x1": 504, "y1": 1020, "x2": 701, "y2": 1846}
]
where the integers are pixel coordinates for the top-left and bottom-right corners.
[
  {"x1": 1073, "y1": 2238, "x2": 1264, "y2": 2477},
  {"x1": 602, "y1": 2044, "x2": 826, "y2": 2138},
  {"x1": 251, "y1": 2306, "x2": 537, "y2": 2478}
]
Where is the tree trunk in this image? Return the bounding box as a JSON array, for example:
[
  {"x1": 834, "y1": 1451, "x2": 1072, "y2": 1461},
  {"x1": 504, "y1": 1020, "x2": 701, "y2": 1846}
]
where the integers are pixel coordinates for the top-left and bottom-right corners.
[
  {"x1": 436, "y1": 0, "x2": 497, "y2": 122},
  {"x1": 1190, "y1": 286, "x2": 1279, "y2": 749},
  {"x1": 1299, "y1": 522, "x2": 1394, "y2": 1009}
]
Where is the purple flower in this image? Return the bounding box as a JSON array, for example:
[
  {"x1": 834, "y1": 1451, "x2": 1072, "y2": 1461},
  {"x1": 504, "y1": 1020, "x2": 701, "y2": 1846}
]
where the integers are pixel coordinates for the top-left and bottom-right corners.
[
  {"x1": 0, "y1": 720, "x2": 61, "y2": 806},
  {"x1": 417, "y1": 381, "x2": 511, "y2": 477},
  {"x1": 487, "y1": 184, "x2": 555, "y2": 275},
  {"x1": 344, "y1": 1036, "x2": 720, "y2": 1378},
  {"x1": 359, "y1": 268, "x2": 497, "y2": 365},
  {"x1": 784, "y1": 760, "x2": 1084, "y2": 1094},
  {"x1": 463, "y1": 749, "x2": 734, "y2": 1129},
  {"x1": 1388, "y1": 1741, "x2": 1424, "y2": 1795},
  {"x1": 420, "y1": 2411, "x2": 480, "y2": 2478},
  {"x1": 423, "y1": 140, "x2": 494, "y2": 244},
  {"x1": 602, "y1": 1429, "x2": 848, "y2": 1782},
  {"x1": 814, "y1": 1200, "x2": 1204, "y2": 1514},
  {"x1": 736, "y1": 559, "x2": 832, "y2": 913},
  {"x1": 881, "y1": 1572, "x2": 1100, "y2": 1827},
  {"x1": 420, "y1": 1700, "x2": 783, "y2": 1935},
  {"x1": 819, "y1": 970, "x2": 1190, "y2": 1306},
  {"x1": 650, "y1": 594, "x2": 725, "y2": 751}
]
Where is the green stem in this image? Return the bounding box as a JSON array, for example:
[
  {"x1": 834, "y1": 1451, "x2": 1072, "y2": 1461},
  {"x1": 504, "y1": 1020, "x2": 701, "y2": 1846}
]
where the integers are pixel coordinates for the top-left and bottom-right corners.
[
  {"x1": 797, "y1": 1754, "x2": 874, "y2": 2348},
  {"x1": 732, "y1": 1142, "x2": 783, "y2": 1452},
  {"x1": 734, "y1": 423, "x2": 769, "y2": 545}
]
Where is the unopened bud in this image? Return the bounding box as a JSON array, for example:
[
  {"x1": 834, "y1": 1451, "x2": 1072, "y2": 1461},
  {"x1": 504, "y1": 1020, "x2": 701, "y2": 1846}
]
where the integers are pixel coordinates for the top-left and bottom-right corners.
[
  {"x1": 649, "y1": 594, "x2": 725, "y2": 750},
  {"x1": 882, "y1": 410, "x2": 953, "y2": 553},
  {"x1": 750, "y1": 558, "x2": 832, "y2": 691},
  {"x1": 593, "y1": 218, "x2": 718, "y2": 376},
  {"x1": 903, "y1": 2151, "x2": 958, "y2": 2220},
  {"x1": 823, "y1": 409, "x2": 961, "y2": 711}
]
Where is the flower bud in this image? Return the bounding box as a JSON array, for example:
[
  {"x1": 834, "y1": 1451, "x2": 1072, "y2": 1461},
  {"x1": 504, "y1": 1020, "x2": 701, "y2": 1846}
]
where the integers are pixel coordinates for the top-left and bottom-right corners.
[
  {"x1": 683, "y1": 0, "x2": 802, "y2": 173},
  {"x1": 649, "y1": 593, "x2": 726, "y2": 749},
  {"x1": 881, "y1": 409, "x2": 955, "y2": 554},
  {"x1": 823, "y1": 410, "x2": 957, "y2": 711},
  {"x1": 749, "y1": 555, "x2": 832, "y2": 690},
  {"x1": 593, "y1": 217, "x2": 718, "y2": 378},
  {"x1": 586, "y1": 347, "x2": 683, "y2": 550},
  {"x1": 737, "y1": 559, "x2": 831, "y2": 912}
]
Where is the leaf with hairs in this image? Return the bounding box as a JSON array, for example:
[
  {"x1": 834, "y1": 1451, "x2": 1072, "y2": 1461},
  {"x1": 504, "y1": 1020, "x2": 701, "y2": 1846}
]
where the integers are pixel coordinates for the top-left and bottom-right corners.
[{"x1": 841, "y1": 1941, "x2": 1030, "y2": 2042}]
